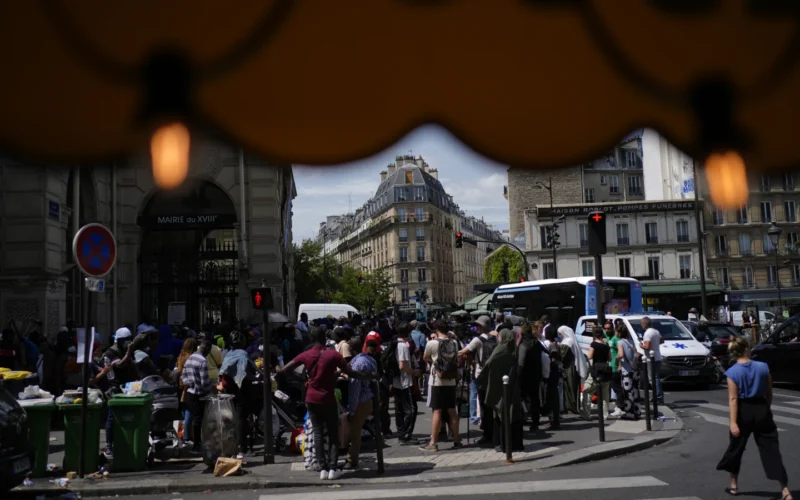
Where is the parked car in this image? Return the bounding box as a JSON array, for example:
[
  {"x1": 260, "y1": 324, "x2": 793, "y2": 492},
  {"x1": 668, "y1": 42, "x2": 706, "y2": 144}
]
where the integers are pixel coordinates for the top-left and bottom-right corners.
[
  {"x1": 0, "y1": 382, "x2": 33, "y2": 492},
  {"x1": 751, "y1": 314, "x2": 800, "y2": 384},
  {"x1": 682, "y1": 321, "x2": 742, "y2": 365},
  {"x1": 576, "y1": 314, "x2": 716, "y2": 387}
]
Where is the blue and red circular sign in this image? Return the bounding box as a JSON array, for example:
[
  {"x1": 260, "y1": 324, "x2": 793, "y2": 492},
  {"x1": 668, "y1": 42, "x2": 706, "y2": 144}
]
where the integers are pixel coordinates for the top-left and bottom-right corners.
[{"x1": 72, "y1": 223, "x2": 117, "y2": 277}]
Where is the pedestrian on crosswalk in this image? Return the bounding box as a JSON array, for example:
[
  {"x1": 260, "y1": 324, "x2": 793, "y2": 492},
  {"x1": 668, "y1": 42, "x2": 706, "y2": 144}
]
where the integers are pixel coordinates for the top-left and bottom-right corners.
[
  {"x1": 616, "y1": 324, "x2": 641, "y2": 421},
  {"x1": 716, "y1": 336, "x2": 792, "y2": 500}
]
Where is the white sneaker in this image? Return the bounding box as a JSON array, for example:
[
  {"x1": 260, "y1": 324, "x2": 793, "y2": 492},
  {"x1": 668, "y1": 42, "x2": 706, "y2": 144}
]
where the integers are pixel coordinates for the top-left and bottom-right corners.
[
  {"x1": 328, "y1": 469, "x2": 342, "y2": 480},
  {"x1": 319, "y1": 470, "x2": 329, "y2": 480},
  {"x1": 610, "y1": 408, "x2": 624, "y2": 417}
]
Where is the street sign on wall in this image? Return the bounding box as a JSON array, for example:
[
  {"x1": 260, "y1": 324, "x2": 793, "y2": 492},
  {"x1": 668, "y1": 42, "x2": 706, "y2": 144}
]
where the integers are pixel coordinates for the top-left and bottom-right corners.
[{"x1": 72, "y1": 223, "x2": 117, "y2": 277}]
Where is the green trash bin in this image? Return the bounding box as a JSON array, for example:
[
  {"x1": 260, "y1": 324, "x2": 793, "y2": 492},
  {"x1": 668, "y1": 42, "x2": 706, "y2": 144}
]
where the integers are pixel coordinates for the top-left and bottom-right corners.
[
  {"x1": 59, "y1": 403, "x2": 103, "y2": 474},
  {"x1": 108, "y1": 394, "x2": 153, "y2": 471},
  {"x1": 20, "y1": 400, "x2": 56, "y2": 477}
]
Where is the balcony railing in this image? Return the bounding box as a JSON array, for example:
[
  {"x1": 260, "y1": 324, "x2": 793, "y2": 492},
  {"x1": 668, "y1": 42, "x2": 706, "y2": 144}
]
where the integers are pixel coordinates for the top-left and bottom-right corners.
[
  {"x1": 741, "y1": 250, "x2": 752, "y2": 257},
  {"x1": 716, "y1": 248, "x2": 729, "y2": 257},
  {"x1": 580, "y1": 239, "x2": 589, "y2": 248},
  {"x1": 677, "y1": 234, "x2": 690, "y2": 243},
  {"x1": 617, "y1": 237, "x2": 630, "y2": 246},
  {"x1": 646, "y1": 236, "x2": 659, "y2": 244}
]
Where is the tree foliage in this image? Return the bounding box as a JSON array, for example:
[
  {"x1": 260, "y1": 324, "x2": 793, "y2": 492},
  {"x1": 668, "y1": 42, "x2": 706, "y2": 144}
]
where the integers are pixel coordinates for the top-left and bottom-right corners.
[
  {"x1": 483, "y1": 245, "x2": 526, "y2": 283},
  {"x1": 332, "y1": 266, "x2": 393, "y2": 314}
]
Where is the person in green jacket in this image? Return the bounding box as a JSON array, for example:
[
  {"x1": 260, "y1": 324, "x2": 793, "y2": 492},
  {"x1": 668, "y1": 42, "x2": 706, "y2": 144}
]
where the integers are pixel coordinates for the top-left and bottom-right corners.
[{"x1": 606, "y1": 321, "x2": 624, "y2": 418}]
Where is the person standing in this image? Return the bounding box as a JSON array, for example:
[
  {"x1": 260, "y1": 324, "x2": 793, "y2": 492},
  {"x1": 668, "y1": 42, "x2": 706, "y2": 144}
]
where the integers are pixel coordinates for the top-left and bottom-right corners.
[
  {"x1": 587, "y1": 328, "x2": 612, "y2": 419},
  {"x1": 181, "y1": 339, "x2": 213, "y2": 451},
  {"x1": 716, "y1": 337, "x2": 792, "y2": 500},
  {"x1": 457, "y1": 316, "x2": 496, "y2": 434},
  {"x1": 604, "y1": 321, "x2": 624, "y2": 418},
  {"x1": 616, "y1": 325, "x2": 641, "y2": 421},
  {"x1": 420, "y1": 319, "x2": 463, "y2": 452},
  {"x1": 640, "y1": 317, "x2": 664, "y2": 403},
  {"x1": 394, "y1": 322, "x2": 421, "y2": 444},
  {"x1": 478, "y1": 329, "x2": 524, "y2": 452},
  {"x1": 344, "y1": 338, "x2": 377, "y2": 469},
  {"x1": 543, "y1": 328, "x2": 562, "y2": 429}
]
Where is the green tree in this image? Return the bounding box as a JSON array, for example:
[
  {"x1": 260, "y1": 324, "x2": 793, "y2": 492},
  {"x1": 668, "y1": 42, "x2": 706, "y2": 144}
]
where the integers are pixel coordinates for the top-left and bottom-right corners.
[
  {"x1": 332, "y1": 266, "x2": 393, "y2": 314},
  {"x1": 483, "y1": 245, "x2": 526, "y2": 283},
  {"x1": 292, "y1": 239, "x2": 342, "y2": 305}
]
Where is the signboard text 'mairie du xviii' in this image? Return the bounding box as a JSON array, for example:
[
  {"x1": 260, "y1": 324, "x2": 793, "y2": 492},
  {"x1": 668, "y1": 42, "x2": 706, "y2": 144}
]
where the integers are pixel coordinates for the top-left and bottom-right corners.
[
  {"x1": 537, "y1": 201, "x2": 697, "y2": 218},
  {"x1": 136, "y1": 214, "x2": 237, "y2": 229}
]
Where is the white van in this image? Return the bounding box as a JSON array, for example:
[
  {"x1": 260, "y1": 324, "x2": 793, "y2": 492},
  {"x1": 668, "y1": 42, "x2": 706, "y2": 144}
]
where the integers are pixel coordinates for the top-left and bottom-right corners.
[
  {"x1": 730, "y1": 310, "x2": 776, "y2": 330},
  {"x1": 297, "y1": 303, "x2": 359, "y2": 322},
  {"x1": 575, "y1": 314, "x2": 717, "y2": 387}
]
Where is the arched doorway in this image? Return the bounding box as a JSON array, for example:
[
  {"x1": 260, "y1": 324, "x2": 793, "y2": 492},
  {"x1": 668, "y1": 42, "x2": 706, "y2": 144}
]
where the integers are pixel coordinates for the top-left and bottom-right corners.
[{"x1": 137, "y1": 179, "x2": 239, "y2": 328}]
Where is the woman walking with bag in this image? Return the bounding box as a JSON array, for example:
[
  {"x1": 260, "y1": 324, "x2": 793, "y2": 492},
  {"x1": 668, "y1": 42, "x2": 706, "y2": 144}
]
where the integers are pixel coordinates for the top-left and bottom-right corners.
[
  {"x1": 616, "y1": 324, "x2": 641, "y2": 421},
  {"x1": 716, "y1": 337, "x2": 792, "y2": 499}
]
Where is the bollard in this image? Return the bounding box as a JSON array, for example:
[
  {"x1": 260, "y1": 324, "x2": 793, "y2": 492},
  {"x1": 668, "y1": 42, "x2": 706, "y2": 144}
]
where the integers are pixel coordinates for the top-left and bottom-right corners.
[
  {"x1": 650, "y1": 350, "x2": 659, "y2": 419},
  {"x1": 502, "y1": 375, "x2": 513, "y2": 464},
  {"x1": 596, "y1": 381, "x2": 605, "y2": 442},
  {"x1": 642, "y1": 357, "x2": 652, "y2": 431}
]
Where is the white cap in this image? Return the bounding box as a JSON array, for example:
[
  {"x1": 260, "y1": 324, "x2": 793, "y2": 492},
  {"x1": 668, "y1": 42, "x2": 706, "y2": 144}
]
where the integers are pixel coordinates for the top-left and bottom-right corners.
[{"x1": 115, "y1": 327, "x2": 132, "y2": 340}]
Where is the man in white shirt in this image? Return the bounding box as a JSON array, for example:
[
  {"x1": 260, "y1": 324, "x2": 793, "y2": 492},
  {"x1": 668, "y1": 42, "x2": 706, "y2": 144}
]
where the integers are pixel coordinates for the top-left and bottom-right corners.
[
  {"x1": 420, "y1": 319, "x2": 462, "y2": 452},
  {"x1": 458, "y1": 316, "x2": 497, "y2": 441},
  {"x1": 640, "y1": 317, "x2": 664, "y2": 402}
]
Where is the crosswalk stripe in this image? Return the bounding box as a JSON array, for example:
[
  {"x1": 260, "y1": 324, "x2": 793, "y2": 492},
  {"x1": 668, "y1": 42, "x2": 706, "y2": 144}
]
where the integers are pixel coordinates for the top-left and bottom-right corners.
[
  {"x1": 695, "y1": 412, "x2": 785, "y2": 431},
  {"x1": 258, "y1": 476, "x2": 668, "y2": 500},
  {"x1": 773, "y1": 391, "x2": 800, "y2": 400},
  {"x1": 633, "y1": 497, "x2": 703, "y2": 500},
  {"x1": 697, "y1": 403, "x2": 800, "y2": 427},
  {"x1": 785, "y1": 401, "x2": 800, "y2": 406}
]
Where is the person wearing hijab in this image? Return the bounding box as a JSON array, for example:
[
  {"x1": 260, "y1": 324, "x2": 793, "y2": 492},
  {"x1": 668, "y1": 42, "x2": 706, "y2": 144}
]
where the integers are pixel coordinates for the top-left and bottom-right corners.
[
  {"x1": 478, "y1": 329, "x2": 524, "y2": 452},
  {"x1": 543, "y1": 327, "x2": 562, "y2": 429},
  {"x1": 558, "y1": 325, "x2": 589, "y2": 415}
]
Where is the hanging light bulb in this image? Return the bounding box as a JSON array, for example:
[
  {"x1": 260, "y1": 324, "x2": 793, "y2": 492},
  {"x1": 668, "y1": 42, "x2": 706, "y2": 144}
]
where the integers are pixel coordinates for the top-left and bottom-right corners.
[
  {"x1": 704, "y1": 151, "x2": 748, "y2": 209},
  {"x1": 150, "y1": 122, "x2": 190, "y2": 189}
]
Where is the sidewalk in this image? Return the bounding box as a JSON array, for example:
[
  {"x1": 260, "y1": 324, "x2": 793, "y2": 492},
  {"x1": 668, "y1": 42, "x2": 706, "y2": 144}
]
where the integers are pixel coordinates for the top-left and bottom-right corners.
[{"x1": 17, "y1": 402, "x2": 682, "y2": 496}]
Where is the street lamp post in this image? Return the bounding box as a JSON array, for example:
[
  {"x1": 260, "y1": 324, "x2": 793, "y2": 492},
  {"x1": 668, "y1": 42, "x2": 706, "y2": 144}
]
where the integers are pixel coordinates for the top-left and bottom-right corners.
[
  {"x1": 768, "y1": 222, "x2": 783, "y2": 309},
  {"x1": 534, "y1": 177, "x2": 559, "y2": 278}
]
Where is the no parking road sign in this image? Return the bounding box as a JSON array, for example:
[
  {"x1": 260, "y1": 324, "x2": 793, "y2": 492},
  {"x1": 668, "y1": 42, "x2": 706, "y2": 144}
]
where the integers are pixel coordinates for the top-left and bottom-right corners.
[{"x1": 72, "y1": 223, "x2": 117, "y2": 277}]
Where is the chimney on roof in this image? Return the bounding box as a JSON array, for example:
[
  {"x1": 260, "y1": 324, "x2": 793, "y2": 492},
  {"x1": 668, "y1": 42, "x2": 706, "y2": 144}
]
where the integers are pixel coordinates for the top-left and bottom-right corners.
[
  {"x1": 387, "y1": 163, "x2": 396, "y2": 176},
  {"x1": 416, "y1": 156, "x2": 424, "y2": 169},
  {"x1": 380, "y1": 170, "x2": 387, "y2": 182},
  {"x1": 428, "y1": 168, "x2": 438, "y2": 180}
]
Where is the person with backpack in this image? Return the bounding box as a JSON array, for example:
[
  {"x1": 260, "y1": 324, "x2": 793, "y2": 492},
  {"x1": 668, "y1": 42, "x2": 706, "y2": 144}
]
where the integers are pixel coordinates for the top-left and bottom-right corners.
[
  {"x1": 420, "y1": 319, "x2": 463, "y2": 452},
  {"x1": 387, "y1": 321, "x2": 422, "y2": 444},
  {"x1": 616, "y1": 323, "x2": 642, "y2": 420},
  {"x1": 458, "y1": 315, "x2": 498, "y2": 443}
]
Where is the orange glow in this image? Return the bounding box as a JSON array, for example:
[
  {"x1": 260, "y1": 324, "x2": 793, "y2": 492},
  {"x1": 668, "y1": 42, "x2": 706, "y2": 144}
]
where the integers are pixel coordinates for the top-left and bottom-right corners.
[
  {"x1": 704, "y1": 151, "x2": 749, "y2": 209},
  {"x1": 150, "y1": 122, "x2": 190, "y2": 189}
]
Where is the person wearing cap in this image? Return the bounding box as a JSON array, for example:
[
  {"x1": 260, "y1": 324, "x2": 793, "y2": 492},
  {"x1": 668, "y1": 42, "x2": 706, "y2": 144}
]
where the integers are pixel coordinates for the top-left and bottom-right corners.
[{"x1": 458, "y1": 315, "x2": 497, "y2": 441}]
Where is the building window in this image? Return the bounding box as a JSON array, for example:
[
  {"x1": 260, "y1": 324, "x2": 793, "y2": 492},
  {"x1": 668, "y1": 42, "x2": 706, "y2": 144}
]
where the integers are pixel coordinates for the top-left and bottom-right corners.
[
  {"x1": 768, "y1": 266, "x2": 778, "y2": 286},
  {"x1": 619, "y1": 258, "x2": 631, "y2": 277},
  {"x1": 785, "y1": 200, "x2": 797, "y2": 222},
  {"x1": 416, "y1": 227, "x2": 425, "y2": 241},
  {"x1": 542, "y1": 262, "x2": 556, "y2": 279},
  {"x1": 761, "y1": 175, "x2": 771, "y2": 192},
  {"x1": 645, "y1": 222, "x2": 658, "y2": 244},
  {"x1": 679, "y1": 254, "x2": 692, "y2": 279},
  {"x1": 581, "y1": 260, "x2": 594, "y2": 277},
  {"x1": 788, "y1": 232, "x2": 800, "y2": 255},
  {"x1": 401, "y1": 288, "x2": 409, "y2": 302},
  {"x1": 395, "y1": 187, "x2": 408, "y2": 201},
  {"x1": 540, "y1": 226, "x2": 552, "y2": 249},
  {"x1": 398, "y1": 208, "x2": 407, "y2": 222},
  {"x1": 399, "y1": 228, "x2": 408, "y2": 243},
  {"x1": 415, "y1": 207, "x2": 424, "y2": 221},
  {"x1": 414, "y1": 186, "x2": 424, "y2": 201},
  {"x1": 405, "y1": 170, "x2": 413, "y2": 184},
  {"x1": 720, "y1": 267, "x2": 730, "y2": 288},
  {"x1": 599, "y1": 175, "x2": 606, "y2": 185},
  {"x1": 738, "y1": 206, "x2": 749, "y2": 224},
  {"x1": 418, "y1": 268, "x2": 426, "y2": 282},
  {"x1": 784, "y1": 173, "x2": 794, "y2": 191},
  {"x1": 739, "y1": 233, "x2": 752, "y2": 256},
  {"x1": 623, "y1": 149, "x2": 640, "y2": 168},
  {"x1": 743, "y1": 267, "x2": 754, "y2": 289},
  {"x1": 417, "y1": 246, "x2": 425, "y2": 262},
  {"x1": 609, "y1": 175, "x2": 620, "y2": 194},
  {"x1": 761, "y1": 201, "x2": 773, "y2": 222},
  {"x1": 399, "y1": 247, "x2": 408, "y2": 262},
  {"x1": 716, "y1": 234, "x2": 728, "y2": 255},
  {"x1": 647, "y1": 255, "x2": 661, "y2": 280},
  {"x1": 676, "y1": 220, "x2": 690, "y2": 242},
  {"x1": 579, "y1": 223, "x2": 589, "y2": 248},
  {"x1": 584, "y1": 188, "x2": 595, "y2": 203},
  {"x1": 793, "y1": 265, "x2": 800, "y2": 286},
  {"x1": 616, "y1": 223, "x2": 630, "y2": 246},
  {"x1": 712, "y1": 206, "x2": 725, "y2": 225},
  {"x1": 628, "y1": 175, "x2": 643, "y2": 195},
  {"x1": 400, "y1": 269, "x2": 408, "y2": 283}
]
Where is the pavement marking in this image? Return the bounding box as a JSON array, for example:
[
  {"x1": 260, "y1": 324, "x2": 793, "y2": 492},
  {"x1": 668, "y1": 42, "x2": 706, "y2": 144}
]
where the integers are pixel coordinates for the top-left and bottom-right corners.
[
  {"x1": 695, "y1": 412, "x2": 785, "y2": 432},
  {"x1": 633, "y1": 497, "x2": 703, "y2": 500},
  {"x1": 696, "y1": 403, "x2": 800, "y2": 427},
  {"x1": 258, "y1": 476, "x2": 668, "y2": 500},
  {"x1": 773, "y1": 391, "x2": 800, "y2": 400}
]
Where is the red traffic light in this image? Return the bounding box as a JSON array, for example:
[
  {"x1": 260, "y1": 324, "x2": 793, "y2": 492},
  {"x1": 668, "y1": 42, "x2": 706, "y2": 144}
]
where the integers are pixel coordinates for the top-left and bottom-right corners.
[
  {"x1": 591, "y1": 213, "x2": 603, "y2": 222},
  {"x1": 455, "y1": 232, "x2": 462, "y2": 238},
  {"x1": 519, "y1": 278, "x2": 525, "y2": 282},
  {"x1": 254, "y1": 292, "x2": 262, "y2": 307}
]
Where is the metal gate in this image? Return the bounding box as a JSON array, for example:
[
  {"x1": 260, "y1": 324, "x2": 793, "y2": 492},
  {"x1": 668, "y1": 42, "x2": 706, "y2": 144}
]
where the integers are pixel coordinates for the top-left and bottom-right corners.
[{"x1": 139, "y1": 239, "x2": 239, "y2": 328}]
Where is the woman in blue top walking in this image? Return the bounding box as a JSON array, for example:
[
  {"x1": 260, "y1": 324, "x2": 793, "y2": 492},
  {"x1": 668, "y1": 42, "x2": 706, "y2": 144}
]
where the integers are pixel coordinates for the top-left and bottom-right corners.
[{"x1": 716, "y1": 336, "x2": 792, "y2": 499}]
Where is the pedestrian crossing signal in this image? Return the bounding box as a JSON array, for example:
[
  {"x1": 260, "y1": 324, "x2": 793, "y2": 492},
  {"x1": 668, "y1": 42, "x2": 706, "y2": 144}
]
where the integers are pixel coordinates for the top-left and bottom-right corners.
[
  {"x1": 588, "y1": 211, "x2": 607, "y2": 255},
  {"x1": 250, "y1": 287, "x2": 273, "y2": 310},
  {"x1": 455, "y1": 232, "x2": 463, "y2": 248}
]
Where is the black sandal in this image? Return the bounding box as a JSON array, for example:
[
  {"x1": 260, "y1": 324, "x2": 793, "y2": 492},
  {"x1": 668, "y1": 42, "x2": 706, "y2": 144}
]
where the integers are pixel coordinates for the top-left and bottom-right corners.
[{"x1": 724, "y1": 487, "x2": 738, "y2": 496}]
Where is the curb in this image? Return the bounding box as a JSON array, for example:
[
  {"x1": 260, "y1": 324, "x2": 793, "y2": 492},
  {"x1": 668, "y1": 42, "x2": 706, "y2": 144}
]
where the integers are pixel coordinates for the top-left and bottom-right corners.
[{"x1": 16, "y1": 407, "x2": 683, "y2": 496}]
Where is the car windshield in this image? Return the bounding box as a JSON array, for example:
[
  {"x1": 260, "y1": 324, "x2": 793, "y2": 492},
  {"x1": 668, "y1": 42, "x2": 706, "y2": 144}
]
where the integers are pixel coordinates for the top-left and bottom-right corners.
[
  {"x1": 705, "y1": 325, "x2": 740, "y2": 340},
  {"x1": 630, "y1": 318, "x2": 695, "y2": 341}
]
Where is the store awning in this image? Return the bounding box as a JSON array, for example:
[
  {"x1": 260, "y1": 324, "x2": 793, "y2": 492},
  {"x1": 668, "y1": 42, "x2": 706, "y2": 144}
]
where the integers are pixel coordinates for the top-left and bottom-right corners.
[
  {"x1": 464, "y1": 293, "x2": 490, "y2": 311},
  {"x1": 641, "y1": 283, "x2": 723, "y2": 296}
]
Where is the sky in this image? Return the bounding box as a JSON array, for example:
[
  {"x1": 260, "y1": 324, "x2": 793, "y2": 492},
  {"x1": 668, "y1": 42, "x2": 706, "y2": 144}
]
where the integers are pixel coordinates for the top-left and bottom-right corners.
[{"x1": 291, "y1": 124, "x2": 510, "y2": 243}]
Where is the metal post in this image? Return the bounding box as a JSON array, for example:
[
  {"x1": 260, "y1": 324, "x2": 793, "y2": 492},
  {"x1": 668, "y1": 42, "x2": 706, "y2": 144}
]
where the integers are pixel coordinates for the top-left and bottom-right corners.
[
  {"x1": 692, "y1": 160, "x2": 708, "y2": 319},
  {"x1": 549, "y1": 177, "x2": 558, "y2": 279},
  {"x1": 503, "y1": 375, "x2": 513, "y2": 464},
  {"x1": 642, "y1": 357, "x2": 652, "y2": 431},
  {"x1": 775, "y1": 252, "x2": 784, "y2": 309},
  {"x1": 594, "y1": 255, "x2": 606, "y2": 329},
  {"x1": 596, "y1": 382, "x2": 605, "y2": 442},
  {"x1": 372, "y1": 380, "x2": 385, "y2": 474},
  {"x1": 262, "y1": 318, "x2": 274, "y2": 464},
  {"x1": 650, "y1": 350, "x2": 659, "y2": 418},
  {"x1": 323, "y1": 232, "x2": 329, "y2": 300},
  {"x1": 79, "y1": 280, "x2": 93, "y2": 478}
]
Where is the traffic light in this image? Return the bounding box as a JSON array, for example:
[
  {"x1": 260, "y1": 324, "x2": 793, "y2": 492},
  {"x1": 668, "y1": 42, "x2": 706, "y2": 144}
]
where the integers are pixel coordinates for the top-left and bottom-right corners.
[
  {"x1": 357, "y1": 273, "x2": 363, "y2": 284},
  {"x1": 550, "y1": 225, "x2": 560, "y2": 249},
  {"x1": 250, "y1": 287, "x2": 273, "y2": 310},
  {"x1": 587, "y1": 211, "x2": 607, "y2": 255},
  {"x1": 455, "y1": 232, "x2": 463, "y2": 248}
]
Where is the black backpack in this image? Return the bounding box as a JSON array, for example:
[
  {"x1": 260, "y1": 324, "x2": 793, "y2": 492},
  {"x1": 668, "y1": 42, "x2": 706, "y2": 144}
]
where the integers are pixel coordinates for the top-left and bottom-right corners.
[
  {"x1": 381, "y1": 340, "x2": 400, "y2": 380},
  {"x1": 435, "y1": 338, "x2": 459, "y2": 380},
  {"x1": 478, "y1": 335, "x2": 498, "y2": 368}
]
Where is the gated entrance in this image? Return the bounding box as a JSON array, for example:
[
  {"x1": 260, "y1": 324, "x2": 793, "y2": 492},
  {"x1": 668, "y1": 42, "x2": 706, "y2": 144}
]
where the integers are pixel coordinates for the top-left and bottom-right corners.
[{"x1": 137, "y1": 180, "x2": 240, "y2": 328}]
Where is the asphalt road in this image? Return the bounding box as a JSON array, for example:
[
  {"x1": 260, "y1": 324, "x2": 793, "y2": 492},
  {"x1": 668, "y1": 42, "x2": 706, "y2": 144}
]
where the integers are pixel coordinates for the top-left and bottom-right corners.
[{"x1": 15, "y1": 383, "x2": 800, "y2": 500}]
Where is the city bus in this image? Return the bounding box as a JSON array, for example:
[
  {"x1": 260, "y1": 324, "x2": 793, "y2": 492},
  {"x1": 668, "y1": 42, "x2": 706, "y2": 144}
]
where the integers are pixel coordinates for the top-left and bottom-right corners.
[{"x1": 492, "y1": 277, "x2": 643, "y2": 327}]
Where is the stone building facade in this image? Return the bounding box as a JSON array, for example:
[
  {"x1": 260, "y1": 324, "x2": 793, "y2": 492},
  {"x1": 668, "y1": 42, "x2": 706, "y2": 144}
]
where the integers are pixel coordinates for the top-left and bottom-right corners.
[
  {"x1": 0, "y1": 137, "x2": 296, "y2": 342},
  {"x1": 505, "y1": 166, "x2": 582, "y2": 241}
]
